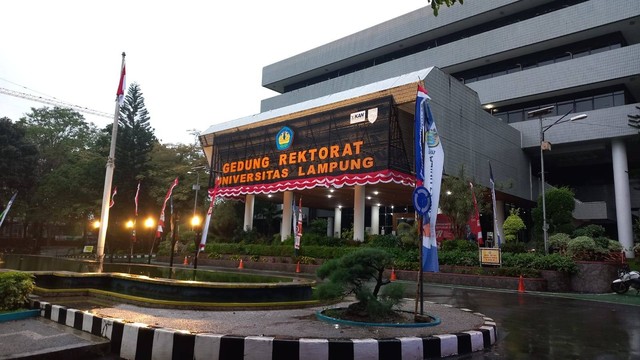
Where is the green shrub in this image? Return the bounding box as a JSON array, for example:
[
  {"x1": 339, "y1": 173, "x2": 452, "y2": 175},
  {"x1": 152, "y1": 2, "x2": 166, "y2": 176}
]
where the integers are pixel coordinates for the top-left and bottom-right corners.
[
  {"x1": 438, "y1": 250, "x2": 479, "y2": 266},
  {"x1": 501, "y1": 242, "x2": 527, "y2": 253},
  {"x1": 548, "y1": 233, "x2": 571, "y2": 254},
  {"x1": 0, "y1": 272, "x2": 35, "y2": 311},
  {"x1": 441, "y1": 239, "x2": 478, "y2": 252},
  {"x1": 573, "y1": 224, "x2": 606, "y2": 238},
  {"x1": 607, "y1": 240, "x2": 623, "y2": 253},
  {"x1": 365, "y1": 234, "x2": 401, "y2": 249},
  {"x1": 567, "y1": 236, "x2": 605, "y2": 261},
  {"x1": 593, "y1": 236, "x2": 610, "y2": 249}
]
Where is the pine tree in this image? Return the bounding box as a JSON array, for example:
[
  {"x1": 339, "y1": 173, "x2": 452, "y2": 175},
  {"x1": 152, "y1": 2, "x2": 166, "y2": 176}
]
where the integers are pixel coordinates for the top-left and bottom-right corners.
[{"x1": 109, "y1": 83, "x2": 157, "y2": 248}]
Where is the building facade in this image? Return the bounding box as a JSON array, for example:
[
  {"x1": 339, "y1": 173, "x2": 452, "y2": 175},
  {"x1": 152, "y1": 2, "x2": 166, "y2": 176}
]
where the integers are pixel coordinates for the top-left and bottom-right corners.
[{"x1": 201, "y1": 0, "x2": 639, "y2": 255}]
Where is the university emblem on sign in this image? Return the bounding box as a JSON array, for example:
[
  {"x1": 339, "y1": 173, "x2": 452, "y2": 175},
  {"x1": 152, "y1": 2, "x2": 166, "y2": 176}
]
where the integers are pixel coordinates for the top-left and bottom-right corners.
[
  {"x1": 367, "y1": 107, "x2": 378, "y2": 123},
  {"x1": 276, "y1": 126, "x2": 294, "y2": 150},
  {"x1": 412, "y1": 186, "x2": 431, "y2": 216}
]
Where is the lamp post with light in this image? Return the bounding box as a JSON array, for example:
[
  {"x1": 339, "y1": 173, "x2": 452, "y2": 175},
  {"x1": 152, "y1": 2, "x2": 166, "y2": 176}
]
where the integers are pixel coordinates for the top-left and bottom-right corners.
[
  {"x1": 191, "y1": 215, "x2": 202, "y2": 269},
  {"x1": 527, "y1": 106, "x2": 588, "y2": 254},
  {"x1": 143, "y1": 217, "x2": 155, "y2": 264},
  {"x1": 125, "y1": 220, "x2": 135, "y2": 263}
]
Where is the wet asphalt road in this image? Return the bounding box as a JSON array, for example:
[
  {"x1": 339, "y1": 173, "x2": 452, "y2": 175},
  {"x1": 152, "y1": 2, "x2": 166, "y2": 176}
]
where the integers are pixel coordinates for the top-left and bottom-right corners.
[{"x1": 420, "y1": 285, "x2": 640, "y2": 359}]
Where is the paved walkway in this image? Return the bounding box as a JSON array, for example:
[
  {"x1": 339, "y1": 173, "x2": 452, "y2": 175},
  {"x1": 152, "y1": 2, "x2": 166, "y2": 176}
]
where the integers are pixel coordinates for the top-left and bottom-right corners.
[{"x1": 0, "y1": 316, "x2": 109, "y2": 359}]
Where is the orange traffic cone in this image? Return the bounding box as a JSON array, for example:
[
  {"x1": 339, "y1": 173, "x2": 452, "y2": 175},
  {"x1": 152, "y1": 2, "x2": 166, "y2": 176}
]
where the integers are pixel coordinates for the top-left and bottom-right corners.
[
  {"x1": 518, "y1": 275, "x2": 525, "y2": 293},
  {"x1": 183, "y1": 256, "x2": 188, "y2": 265},
  {"x1": 390, "y1": 268, "x2": 397, "y2": 282},
  {"x1": 295, "y1": 261, "x2": 301, "y2": 273},
  {"x1": 238, "y1": 259, "x2": 244, "y2": 269}
]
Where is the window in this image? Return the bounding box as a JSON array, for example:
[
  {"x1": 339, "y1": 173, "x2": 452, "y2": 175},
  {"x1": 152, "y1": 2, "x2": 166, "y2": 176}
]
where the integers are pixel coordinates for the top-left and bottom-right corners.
[
  {"x1": 508, "y1": 110, "x2": 524, "y2": 123},
  {"x1": 556, "y1": 102, "x2": 574, "y2": 115},
  {"x1": 575, "y1": 97, "x2": 593, "y2": 112},
  {"x1": 593, "y1": 95, "x2": 613, "y2": 109},
  {"x1": 613, "y1": 91, "x2": 625, "y2": 106}
]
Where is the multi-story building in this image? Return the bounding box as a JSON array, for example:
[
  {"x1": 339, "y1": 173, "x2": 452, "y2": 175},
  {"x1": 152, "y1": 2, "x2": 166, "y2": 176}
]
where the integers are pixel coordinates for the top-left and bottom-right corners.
[{"x1": 200, "y1": 0, "x2": 639, "y2": 254}]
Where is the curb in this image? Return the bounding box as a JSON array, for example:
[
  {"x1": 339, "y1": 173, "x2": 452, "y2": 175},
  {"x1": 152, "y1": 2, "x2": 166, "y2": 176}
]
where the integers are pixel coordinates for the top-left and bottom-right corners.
[
  {"x1": 31, "y1": 300, "x2": 497, "y2": 360},
  {"x1": 0, "y1": 308, "x2": 40, "y2": 322}
]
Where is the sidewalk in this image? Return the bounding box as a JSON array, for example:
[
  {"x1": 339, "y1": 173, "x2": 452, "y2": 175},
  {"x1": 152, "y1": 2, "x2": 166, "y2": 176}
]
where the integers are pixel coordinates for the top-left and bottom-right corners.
[{"x1": 0, "y1": 316, "x2": 110, "y2": 359}]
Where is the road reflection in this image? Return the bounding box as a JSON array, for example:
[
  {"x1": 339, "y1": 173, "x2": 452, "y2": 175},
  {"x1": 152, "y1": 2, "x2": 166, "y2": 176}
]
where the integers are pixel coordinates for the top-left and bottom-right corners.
[{"x1": 421, "y1": 285, "x2": 640, "y2": 359}]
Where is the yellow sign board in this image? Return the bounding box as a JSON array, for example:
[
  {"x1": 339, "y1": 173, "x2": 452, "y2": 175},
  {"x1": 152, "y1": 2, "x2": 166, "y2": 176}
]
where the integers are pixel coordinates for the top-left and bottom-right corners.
[
  {"x1": 83, "y1": 246, "x2": 94, "y2": 253},
  {"x1": 480, "y1": 248, "x2": 502, "y2": 266}
]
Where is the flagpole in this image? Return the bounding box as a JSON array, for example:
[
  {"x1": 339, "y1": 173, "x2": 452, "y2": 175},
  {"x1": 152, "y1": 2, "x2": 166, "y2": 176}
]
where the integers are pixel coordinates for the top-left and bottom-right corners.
[{"x1": 97, "y1": 52, "x2": 125, "y2": 269}]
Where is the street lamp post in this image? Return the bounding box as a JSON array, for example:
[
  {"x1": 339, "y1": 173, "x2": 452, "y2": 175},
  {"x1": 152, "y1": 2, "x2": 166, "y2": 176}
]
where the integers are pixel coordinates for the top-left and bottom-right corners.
[
  {"x1": 527, "y1": 106, "x2": 588, "y2": 254},
  {"x1": 191, "y1": 215, "x2": 202, "y2": 269},
  {"x1": 125, "y1": 220, "x2": 134, "y2": 263},
  {"x1": 143, "y1": 217, "x2": 155, "y2": 264}
]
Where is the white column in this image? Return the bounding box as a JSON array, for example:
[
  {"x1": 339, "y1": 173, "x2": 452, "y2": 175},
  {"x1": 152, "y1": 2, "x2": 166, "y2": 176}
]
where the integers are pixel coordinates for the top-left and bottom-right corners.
[
  {"x1": 370, "y1": 205, "x2": 380, "y2": 235},
  {"x1": 612, "y1": 139, "x2": 634, "y2": 258},
  {"x1": 327, "y1": 217, "x2": 334, "y2": 237},
  {"x1": 334, "y1": 208, "x2": 342, "y2": 238},
  {"x1": 280, "y1": 191, "x2": 293, "y2": 242},
  {"x1": 496, "y1": 200, "x2": 505, "y2": 244},
  {"x1": 354, "y1": 185, "x2": 365, "y2": 241},
  {"x1": 243, "y1": 194, "x2": 255, "y2": 231}
]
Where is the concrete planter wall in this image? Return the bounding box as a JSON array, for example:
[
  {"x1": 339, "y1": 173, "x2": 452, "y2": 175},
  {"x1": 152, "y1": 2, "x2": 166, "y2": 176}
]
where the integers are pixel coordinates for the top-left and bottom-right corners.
[
  {"x1": 569, "y1": 261, "x2": 618, "y2": 293},
  {"x1": 158, "y1": 257, "x2": 618, "y2": 293}
]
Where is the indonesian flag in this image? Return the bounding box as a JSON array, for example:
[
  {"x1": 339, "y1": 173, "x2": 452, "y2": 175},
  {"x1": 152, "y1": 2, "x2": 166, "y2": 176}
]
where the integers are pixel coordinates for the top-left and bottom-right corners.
[
  {"x1": 469, "y1": 182, "x2": 484, "y2": 246},
  {"x1": 109, "y1": 186, "x2": 117, "y2": 208},
  {"x1": 116, "y1": 61, "x2": 126, "y2": 105},
  {"x1": 294, "y1": 197, "x2": 302, "y2": 250},
  {"x1": 156, "y1": 177, "x2": 179, "y2": 238},
  {"x1": 199, "y1": 178, "x2": 221, "y2": 252},
  {"x1": 134, "y1": 181, "x2": 141, "y2": 216}
]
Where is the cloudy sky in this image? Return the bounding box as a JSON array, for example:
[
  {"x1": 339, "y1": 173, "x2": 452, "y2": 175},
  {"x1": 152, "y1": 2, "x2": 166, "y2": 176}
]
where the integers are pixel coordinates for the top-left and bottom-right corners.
[{"x1": 1, "y1": 1, "x2": 426, "y2": 145}]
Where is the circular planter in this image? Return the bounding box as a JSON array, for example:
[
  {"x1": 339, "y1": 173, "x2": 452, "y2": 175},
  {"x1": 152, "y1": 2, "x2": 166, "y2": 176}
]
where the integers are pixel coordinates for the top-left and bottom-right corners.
[{"x1": 316, "y1": 309, "x2": 441, "y2": 328}]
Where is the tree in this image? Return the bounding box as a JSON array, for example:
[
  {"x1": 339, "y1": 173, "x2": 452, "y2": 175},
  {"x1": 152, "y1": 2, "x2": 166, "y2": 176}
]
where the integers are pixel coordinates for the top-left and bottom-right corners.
[
  {"x1": 503, "y1": 208, "x2": 526, "y2": 243},
  {"x1": 430, "y1": 0, "x2": 464, "y2": 16},
  {"x1": 532, "y1": 186, "x2": 576, "y2": 237},
  {"x1": 316, "y1": 248, "x2": 404, "y2": 319},
  {"x1": 18, "y1": 107, "x2": 102, "y2": 244},
  {"x1": 109, "y1": 83, "x2": 157, "y2": 239},
  {"x1": 0, "y1": 118, "x2": 38, "y2": 203},
  {"x1": 439, "y1": 166, "x2": 488, "y2": 239}
]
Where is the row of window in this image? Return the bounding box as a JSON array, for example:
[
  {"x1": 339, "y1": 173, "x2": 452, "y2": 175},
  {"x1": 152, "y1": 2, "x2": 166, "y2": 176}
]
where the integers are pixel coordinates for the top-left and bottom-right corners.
[
  {"x1": 491, "y1": 90, "x2": 626, "y2": 124},
  {"x1": 283, "y1": 0, "x2": 588, "y2": 93},
  {"x1": 460, "y1": 42, "x2": 622, "y2": 84}
]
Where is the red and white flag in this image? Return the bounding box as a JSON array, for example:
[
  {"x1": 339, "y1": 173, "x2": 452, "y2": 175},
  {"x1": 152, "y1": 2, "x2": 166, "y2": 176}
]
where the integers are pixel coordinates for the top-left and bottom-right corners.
[
  {"x1": 134, "y1": 181, "x2": 140, "y2": 216},
  {"x1": 109, "y1": 186, "x2": 118, "y2": 208},
  {"x1": 156, "y1": 178, "x2": 179, "y2": 238},
  {"x1": 199, "y1": 178, "x2": 221, "y2": 252},
  {"x1": 294, "y1": 197, "x2": 302, "y2": 250},
  {"x1": 469, "y1": 182, "x2": 484, "y2": 246},
  {"x1": 116, "y1": 61, "x2": 126, "y2": 105}
]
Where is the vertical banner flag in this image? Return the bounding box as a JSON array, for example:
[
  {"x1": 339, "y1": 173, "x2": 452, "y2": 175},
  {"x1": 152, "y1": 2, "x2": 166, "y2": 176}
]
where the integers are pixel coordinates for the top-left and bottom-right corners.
[
  {"x1": 199, "y1": 178, "x2": 221, "y2": 252},
  {"x1": 156, "y1": 178, "x2": 179, "y2": 238},
  {"x1": 489, "y1": 163, "x2": 502, "y2": 247},
  {"x1": 469, "y1": 182, "x2": 484, "y2": 246},
  {"x1": 415, "y1": 84, "x2": 444, "y2": 272},
  {"x1": 0, "y1": 192, "x2": 17, "y2": 229},
  {"x1": 292, "y1": 197, "x2": 297, "y2": 241},
  {"x1": 116, "y1": 61, "x2": 126, "y2": 105},
  {"x1": 109, "y1": 186, "x2": 118, "y2": 208},
  {"x1": 134, "y1": 181, "x2": 141, "y2": 217},
  {"x1": 295, "y1": 197, "x2": 303, "y2": 250}
]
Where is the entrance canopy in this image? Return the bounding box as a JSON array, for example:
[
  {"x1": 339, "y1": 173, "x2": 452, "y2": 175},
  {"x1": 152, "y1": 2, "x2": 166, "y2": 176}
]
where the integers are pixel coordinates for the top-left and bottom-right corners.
[{"x1": 199, "y1": 69, "x2": 436, "y2": 210}]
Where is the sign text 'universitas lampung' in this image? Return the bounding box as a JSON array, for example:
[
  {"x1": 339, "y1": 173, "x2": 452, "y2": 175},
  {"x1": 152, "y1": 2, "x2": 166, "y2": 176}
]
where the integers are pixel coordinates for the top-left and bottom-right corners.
[{"x1": 220, "y1": 140, "x2": 373, "y2": 186}]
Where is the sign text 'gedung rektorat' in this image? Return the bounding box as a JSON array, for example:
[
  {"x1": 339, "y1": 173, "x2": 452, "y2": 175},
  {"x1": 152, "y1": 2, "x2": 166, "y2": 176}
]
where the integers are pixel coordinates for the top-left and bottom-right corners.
[{"x1": 220, "y1": 140, "x2": 374, "y2": 186}]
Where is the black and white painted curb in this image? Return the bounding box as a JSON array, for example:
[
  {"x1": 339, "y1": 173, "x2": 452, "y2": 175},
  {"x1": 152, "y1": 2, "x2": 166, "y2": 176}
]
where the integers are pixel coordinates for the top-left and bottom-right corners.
[{"x1": 32, "y1": 300, "x2": 497, "y2": 360}]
